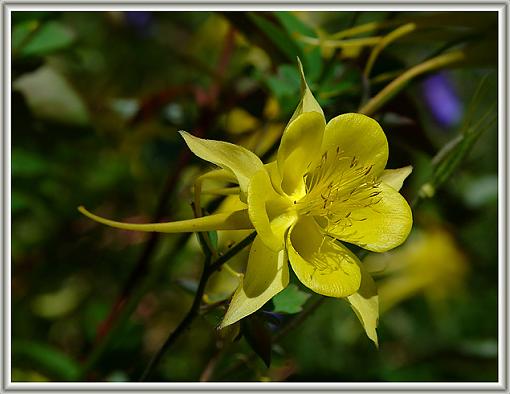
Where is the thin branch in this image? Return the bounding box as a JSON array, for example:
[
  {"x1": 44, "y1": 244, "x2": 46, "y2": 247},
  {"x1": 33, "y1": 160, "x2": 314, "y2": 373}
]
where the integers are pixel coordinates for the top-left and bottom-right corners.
[
  {"x1": 207, "y1": 232, "x2": 256, "y2": 274},
  {"x1": 359, "y1": 50, "x2": 465, "y2": 116},
  {"x1": 138, "y1": 255, "x2": 212, "y2": 382},
  {"x1": 138, "y1": 230, "x2": 257, "y2": 381}
]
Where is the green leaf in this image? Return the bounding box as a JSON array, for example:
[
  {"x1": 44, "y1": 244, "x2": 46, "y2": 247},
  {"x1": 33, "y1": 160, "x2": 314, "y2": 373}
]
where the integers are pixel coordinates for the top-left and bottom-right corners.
[
  {"x1": 263, "y1": 64, "x2": 302, "y2": 116},
  {"x1": 12, "y1": 21, "x2": 39, "y2": 52},
  {"x1": 13, "y1": 20, "x2": 75, "y2": 58},
  {"x1": 12, "y1": 148, "x2": 49, "y2": 177},
  {"x1": 265, "y1": 64, "x2": 301, "y2": 99},
  {"x1": 31, "y1": 278, "x2": 88, "y2": 319},
  {"x1": 247, "y1": 13, "x2": 303, "y2": 63},
  {"x1": 274, "y1": 12, "x2": 322, "y2": 81},
  {"x1": 13, "y1": 66, "x2": 89, "y2": 125},
  {"x1": 11, "y1": 190, "x2": 33, "y2": 213},
  {"x1": 12, "y1": 11, "x2": 54, "y2": 24},
  {"x1": 12, "y1": 340, "x2": 80, "y2": 381},
  {"x1": 272, "y1": 283, "x2": 311, "y2": 314}
]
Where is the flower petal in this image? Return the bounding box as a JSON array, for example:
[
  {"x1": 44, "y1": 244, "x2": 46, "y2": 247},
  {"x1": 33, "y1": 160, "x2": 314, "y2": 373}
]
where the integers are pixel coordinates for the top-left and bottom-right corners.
[
  {"x1": 379, "y1": 165, "x2": 413, "y2": 191},
  {"x1": 289, "y1": 58, "x2": 325, "y2": 123},
  {"x1": 277, "y1": 112, "x2": 325, "y2": 197},
  {"x1": 325, "y1": 182, "x2": 412, "y2": 252},
  {"x1": 287, "y1": 216, "x2": 361, "y2": 298},
  {"x1": 248, "y1": 168, "x2": 296, "y2": 252},
  {"x1": 347, "y1": 266, "x2": 379, "y2": 347},
  {"x1": 179, "y1": 131, "x2": 263, "y2": 200},
  {"x1": 220, "y1": 235, "x2": 289, "y2": 327},
  {"x1": 321, "y1": 113, "x2": 388, "y2": 176},
  {"x1": 203, "y1": 264, "x2": 242, "y2": 304},
  {"x1": 265, "y1": 160, "x2": 284, "y2": 195}
]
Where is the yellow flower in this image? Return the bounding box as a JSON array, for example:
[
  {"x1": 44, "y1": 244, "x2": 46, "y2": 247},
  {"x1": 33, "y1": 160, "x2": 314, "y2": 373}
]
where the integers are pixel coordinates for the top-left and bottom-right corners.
[
  {"x1": 78, "y1": 61, "x2": 413, "y2": 345},
  {"x1": 365, "y1": 226, "x2": 469, "y2": 313}
]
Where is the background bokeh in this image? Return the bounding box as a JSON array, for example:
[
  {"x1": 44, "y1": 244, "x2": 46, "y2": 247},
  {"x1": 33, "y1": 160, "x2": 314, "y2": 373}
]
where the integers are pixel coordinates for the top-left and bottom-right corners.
[{"x1": 11, "y1": 11, "x2": 498, "y2": 382}]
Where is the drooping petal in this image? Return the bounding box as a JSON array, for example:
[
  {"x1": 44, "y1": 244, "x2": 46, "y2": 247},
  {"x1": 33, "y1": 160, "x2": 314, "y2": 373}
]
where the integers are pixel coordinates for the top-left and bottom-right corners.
[
  {"x1": 347, "y1": 266, "x2": 379, "y2": 347},
  {"x1": 220, "y1": 235, "x2": 289, "y2": 327},
  {"x1": 379, "y1": 166, "x2": 413, "y2": 191},
  {"x1": 320, "y1": 113, "x2": 388, "y2": 177},
  {"x1": 78, "y1": 206, "x2": 253, "y2": 233},
  {"x1": 288, "y1": 57, "x2": 325, "y2": 124},
  {"x1": 325, "y1": 182, "x2": 412, "y2": 253},
  {"x1": 287, "y1": 216, "x2": 361, "y2": 298},
  {"x1": 247, "y1": 168, "x2": 296, "y2": 252},
  {"x1": 277, "y1": 112, "x2": 325, "y2": 198},
  {"x1": 179, "y1": 131, "x2": 263, "y2": 200}
]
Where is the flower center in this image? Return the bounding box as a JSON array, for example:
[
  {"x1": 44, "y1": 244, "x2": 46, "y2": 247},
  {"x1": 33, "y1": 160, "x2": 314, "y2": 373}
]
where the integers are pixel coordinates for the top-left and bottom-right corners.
[{"x1": 295, "y1": 146, "x2": 381, "y2": 228}]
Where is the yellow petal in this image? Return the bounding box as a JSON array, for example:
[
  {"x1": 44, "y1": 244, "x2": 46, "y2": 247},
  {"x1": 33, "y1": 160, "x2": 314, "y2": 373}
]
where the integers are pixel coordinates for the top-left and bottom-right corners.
[
  {"x1": 287, "y1": 216, "x2": 361, "y2": 298},
  {"x1": 220, "y1": 235, "x2": 289, "y2": 327},
  {"x1": 321, "y1": 113, "x2": 388, "y2": 176},
  {"x1": 78, "y1": 206, "x2": 253, "y2": 233},
  {"x1": 347, "y1": 266, "x2": 379, "y2": 347},
  {"x1": 203, "y1": 263, "x2": 243, "y2": 304},
  {"x1": 277, "y1": 112, "x2": 325, "y2": 198},
  {"x1": 378, "y1": 276, "x2": 425, "y2": 314},
  {"x1": 325, "y1": 182, "x2": 412, "y2": 252},
  {"x1": 379, "y1": 166, "x2": 413, "y2": 191},
  {"x1": 196, "y1": 168, "x2": 238, "y2": 184},
  {"x1": 247, "y1": 168, "x2": 295, "y2": 252},
  {"x1": 179, "y1": 131, "x2": 263, "y2": 200},
  {"x1": 265, "y1": 160, "x2": 284, "y2": 195},
  {"x1": 289, "y1": 58, "x2": 325, "y2": 124},
  {"x1": 204, "y1": 217, "x2": 251, "y2": 304}
]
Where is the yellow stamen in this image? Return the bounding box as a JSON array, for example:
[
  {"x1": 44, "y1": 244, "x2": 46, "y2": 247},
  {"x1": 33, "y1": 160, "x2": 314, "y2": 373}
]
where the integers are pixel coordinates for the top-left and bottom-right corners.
[{"x1": 296, "y1": 146, "x2": 380, "y2": 225}]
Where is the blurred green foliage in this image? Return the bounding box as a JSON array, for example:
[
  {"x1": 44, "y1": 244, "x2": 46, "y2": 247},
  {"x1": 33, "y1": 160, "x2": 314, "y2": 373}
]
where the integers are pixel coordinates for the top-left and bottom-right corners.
[{"x1": 11, "y1": 11, "x2": 498, "y2": 382}]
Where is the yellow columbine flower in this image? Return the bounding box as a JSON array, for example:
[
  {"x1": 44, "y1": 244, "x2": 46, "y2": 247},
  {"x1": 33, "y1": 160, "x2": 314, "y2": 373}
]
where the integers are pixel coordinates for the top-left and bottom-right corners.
[
  {"x1": 365, "y1": 226, "x2": 469, "y2": 313},
  {"x1": 79, "y1": 61, "x2": 412, "y2": 344}
]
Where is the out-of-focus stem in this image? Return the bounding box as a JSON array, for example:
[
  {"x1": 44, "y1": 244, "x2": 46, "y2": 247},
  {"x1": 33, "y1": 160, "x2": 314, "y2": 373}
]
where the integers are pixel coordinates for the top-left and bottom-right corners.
[
  {"x1": 364, "y1": 23, "x2": 417, "y2": 78},
  {"x1": 360, "y1": 50, "x2": 465, "y2": 116},
  {"x1": 330, "y1": 20, "x2": 394, "y2": 40},
  {"x1": 300, "y1": 35, "x2": 382, "y2": 48},
  {"x1": 139, "y1": 230, "x2": 256, "y2": 381}
]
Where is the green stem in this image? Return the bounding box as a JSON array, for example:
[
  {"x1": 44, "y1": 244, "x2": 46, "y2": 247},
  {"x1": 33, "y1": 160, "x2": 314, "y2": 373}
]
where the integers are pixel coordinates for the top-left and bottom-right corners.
[
  {"x1": 359, "y1": 50, "x2": 465, "y2": 116},
  {"x1": 137, "y1": 230, "x2": 256, "y2": 381},
  {"x1": 208, "y1": 231, "x2": 256, "y2": 273},
  {"x1": 300, "y1": 35, "x2": 382, "y2": 49},
  {"x1": 330, "y1": 20, "x2": 394, "y2": 40},
  {"x1": 364, "y1": 23, "x2": 417, "y2": 78},
  {"x1": 138, "y1": 254, "x2": 212, "y2": 382}
]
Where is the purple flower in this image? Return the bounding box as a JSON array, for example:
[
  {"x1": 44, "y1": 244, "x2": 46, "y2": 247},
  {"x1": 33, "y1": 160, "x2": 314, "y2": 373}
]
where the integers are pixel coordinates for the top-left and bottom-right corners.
[
  {"x1": 422, "y1": 72, "x2": 463, "y2": 128},
  {"x1": 124, "y1": 11, "x2": 153, "y2": 37}
]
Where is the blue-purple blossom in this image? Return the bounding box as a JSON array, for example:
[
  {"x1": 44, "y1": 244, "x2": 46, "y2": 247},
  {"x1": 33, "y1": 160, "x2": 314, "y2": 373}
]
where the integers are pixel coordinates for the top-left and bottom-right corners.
[{"x1": 422, "y1": 73, "x2": 463, "y2": 128}]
